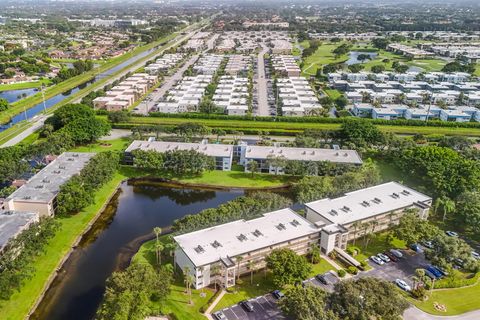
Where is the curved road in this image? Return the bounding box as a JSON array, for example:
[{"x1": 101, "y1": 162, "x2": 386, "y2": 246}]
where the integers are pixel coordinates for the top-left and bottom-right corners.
[{"x1": 404, "y1": 307, "x2": 480, "y2": 320}]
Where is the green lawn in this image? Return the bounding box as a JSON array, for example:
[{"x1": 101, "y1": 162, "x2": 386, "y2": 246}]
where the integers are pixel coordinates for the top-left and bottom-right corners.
[
  {"x1": 409, "y1": 279, "x2": 480, "y2": 316},
  {"x1": 0, "y1": 172, "x2": 128, "y2": 320},
  {"x1": 309, "y1": 258, "x2": 337, "y2": 276},
  {"x1": 0, "y1": 79, "x2": 51, "y2": 92},
  {"x1": 69, "y1": 137, "x2": 132, "y2": 153},
  {"x1": 301, "y1": 42, "x2": 349, "y2": 76},
  {"x1": 213, "y1": 272, "x2": 277, "y2": 312},
  {"x1": 115, "y1": 116, "x2": 480, "y2": 137},
  {"x1": 324, "y1": 89, "x2": 342, "y2": 100}
]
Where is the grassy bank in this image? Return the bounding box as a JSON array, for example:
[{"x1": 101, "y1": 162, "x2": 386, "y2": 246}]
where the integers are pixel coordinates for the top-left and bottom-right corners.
[
  {"x1": 0, "y1": 79, "x2": 51, "y2": 92},
  {"x1": 112, "y1": 116, "x2": 480, "y2": 137},
  {"x1": 0, "y1": 172, "x2": 128, "y2": 320}
]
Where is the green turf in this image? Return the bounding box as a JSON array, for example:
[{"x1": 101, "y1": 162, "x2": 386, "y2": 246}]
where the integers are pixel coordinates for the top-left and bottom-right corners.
[
  {"x1": 308, "y1": 258, "x2": 337, "y2": 277},
  {"x1": 324, "y1": 89, "x2": 342, "y2": 100},
  {"x1": 69, "y1": 137, "x2": 132, "y2": 153},
  {"x1": 409, "y1": 278, "x2": 480, "y2": 315},
  {"x1": 348, "y1": 232, "x2": 407, "y2": 264},
  {"x1": 301, "y1": 42, "x2": 349, "y2": 76}
]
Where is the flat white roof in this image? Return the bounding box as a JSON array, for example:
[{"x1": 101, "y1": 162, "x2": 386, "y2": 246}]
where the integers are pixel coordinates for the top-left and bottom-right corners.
[
  {"x1": 7, "y1": 152, "x2": 95, "y2": 203},
  {"x1": 305, "y1": 182, "x2": 431, "y2": 226},
  {"x1": 125, "y1": 140, "x2": 233, "y2": 158},
  {"x1": 0, "y1": 211, "x2": 39, "y2": 251},
  {"x1": 244, "y1": 145, "x2": 362, "y2": 164},
  {"x1": 174, "y1": 208, "x2": 320, "y2": 267}
]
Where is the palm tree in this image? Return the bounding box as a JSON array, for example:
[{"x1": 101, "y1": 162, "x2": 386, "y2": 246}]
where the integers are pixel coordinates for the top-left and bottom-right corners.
[
  {"x1": 441, "y1": 197, "x2": 456, "y2": 222},
  {"x1": 211, "y1": 265, "x2": 221, "y2": 290},
  {"x1": 153, "y1": 227, "x2": 162, "y2": 242},
  {"x1": 433, "y1": 198, "x2": 443, "y2": 217},
  {"x1": 186, "y1": 274, "x2": 195, "y2": 304},
  {"x1": 183, "y1": 266, "x2": 191, "y2": 294},
  {"x1": 351, "y1": 221, "x2": 361, "y2": 246},
  {"x1": 155, "y1": 241, "x2": 164, "y2": 266},
  {"x1": 309, "y1": 243, "x2": 321, "y2": 264},
  {"x1": 247, "y1": 260, "x2": 256, "y2": 284},
  {"x1": 235, "y1": 256, "x2": 243, "y2": 280}
]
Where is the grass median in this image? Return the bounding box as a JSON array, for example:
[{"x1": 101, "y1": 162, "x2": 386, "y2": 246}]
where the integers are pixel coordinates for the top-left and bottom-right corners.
[{"x1": 113, "y1": 116, "x2": 480, "y2": 137}]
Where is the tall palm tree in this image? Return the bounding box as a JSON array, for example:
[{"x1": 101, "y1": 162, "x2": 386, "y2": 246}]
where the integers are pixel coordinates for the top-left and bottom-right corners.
[
  {"x1": 211, "y1": 265, "x2": 221, "y2": 290},
  {"x1": 247, "y1": 260, "x2": 256, "y2": 284},
  {"x1": 155, "y1": 241, "x2": 164, "y2": 266},
  {"x1": 153, "y1": 227, "x2": 162, "y2": 242},
  {"x1": 441, "y1": 197, "x2": 456, "y2": 222},
  {"x1": 235, "y1": 256, "x2": 243, "y2": 280},
  {"x1": 351, "y1": 221, "x2": 361, "y2": 246},
  {"x1": 186, "y1": 274, "x2": 195, "y2": 304},
  {"x1": 183, "y1": 266, "x2": 191, "y2": 294},
  {"x1": 309, "y1": 243, "x2": 320, "y2": 264}
]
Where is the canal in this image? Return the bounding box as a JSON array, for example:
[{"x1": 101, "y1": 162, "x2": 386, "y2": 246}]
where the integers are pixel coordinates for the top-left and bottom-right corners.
[
  {"x1": 31, "y1": 181, "x2": 244, "y2": 320},
  {"x1": 0, "y1": 44, "x2": 162, "y2": 132}
]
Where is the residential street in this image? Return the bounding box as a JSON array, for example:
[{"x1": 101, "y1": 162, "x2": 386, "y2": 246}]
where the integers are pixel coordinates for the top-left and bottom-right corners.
[{"x1": 255, "y1": 44, "x2": 269, "y2": 116}]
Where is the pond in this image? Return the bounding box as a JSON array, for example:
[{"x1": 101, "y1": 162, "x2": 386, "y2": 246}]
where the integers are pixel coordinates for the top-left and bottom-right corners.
[
  {"x1": 0, "y1": 88, "x2": 38, "y2": 103},
  {"x1": 31, "y1": 181, "x2": 245, "y2": 320},
  {"x1": 346, "y1": 51, "x2": 378, "y2": 65}
]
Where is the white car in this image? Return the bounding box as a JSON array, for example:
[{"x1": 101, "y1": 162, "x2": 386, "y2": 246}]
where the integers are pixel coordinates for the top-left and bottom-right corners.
[
  {"x1": 370, "y1": 255, "x2": 385, "y2": 265},
  {"x1": 445, "y1": 231, "x2": 459, "y2": 237},
  {"x1": 395, "y1": 279, "x2": 412, "y2": 292},
  {"x1": 472, "y1": 251, "x2": 480, "y2": 260},
  {"x1": 377, "y1": 253, "x2": 391, "y2": 263},
  {"x1": 390, "y1": 249, "x2": 403, "y2": 258}
]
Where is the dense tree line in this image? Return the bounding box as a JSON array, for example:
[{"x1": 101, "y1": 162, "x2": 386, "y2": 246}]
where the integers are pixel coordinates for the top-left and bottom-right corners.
[
  {"x1": 0, "y1": 218, "x2": 59, "y2": 300},
  {"x1": 56, "y1": 151, "x2": 120, "y2": 215},
  {"x1": 172, "y1": 192, "x2": 292, "y2": 234},
  {"x1": 279, "y1": 277, "x2": 409, "y2": 320},
  {"x1": 52, "y1": 60, "x2": 94, "y2": 84},
  {"x1": 132, "y1": 149, "x2": 215, "y2": 175},
  {"x1": 266, "y1": 249, "x2": 312, "y2": 287},
  {"x1": 293, "y1": 159, "x2": 381, "y2": 203},
  {"x1": 96, "y1": 262, "x2": 172, "y2": 320}
]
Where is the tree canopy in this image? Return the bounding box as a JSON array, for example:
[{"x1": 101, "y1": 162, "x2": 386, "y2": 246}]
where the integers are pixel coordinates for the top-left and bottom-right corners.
[
  {"x1": 279, "y1": 286, "x2": 339, "y2": 320},
  {"x1": 266, "y1": 248, "x2": 312, "y2": 287}
]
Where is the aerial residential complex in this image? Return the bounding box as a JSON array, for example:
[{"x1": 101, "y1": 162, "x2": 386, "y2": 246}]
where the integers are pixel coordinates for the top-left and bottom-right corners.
[
  {"x1": 145, "y1": 53, "x2": 185, "y2": 75},
  {"x1": 124, "y1": 140, "x2": 362, "y2": 173},
  {"x1": 213, "y1": 76, "x2": 250, "y2": 115},
  {"x1": 329, "y1": 71, "x2": 480, "y2": 122},
  {"x1": 93, "y1": 73, "x2": 158, "y2": 111},
  {"x1": 173, "y1": 182, "x2": 431, "y2": 289},
  {"x1": 276, "y1": 77, "x2": 323, "y2": 116},
  {"x1": 3, "y1": 152, "x2": 94, "y2": 217}
]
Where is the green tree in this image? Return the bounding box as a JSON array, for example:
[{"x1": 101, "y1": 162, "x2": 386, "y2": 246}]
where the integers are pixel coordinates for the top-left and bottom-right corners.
[
  {"x1": 309, "y1": 243, "x2": 321, "y2": 264},
  {"x1": 394, "y1": 211, "x2": 441, "y2": 245},
  {"x1": 55, "y1": 175, "x2": 94, "y2": 215},
  {"x1": 329, "y1": 277, "x2": 409, "y2": 320},
  {"x1": 246, "y1": 160, "x2": 259, "y2": 177},
  {"x1": 279, "y1": 286, "x2": 339, "y2": 320},
  {"x1": 266, "y1": 248, "x2": 312, "y2": 287},
  {"x1": 107, "y1": 111, "x2": 130, "y2": 123},
  {"x1": 0, "y1": 98, "x2": 9, "y2": 111},
  {"x1": 337, "y1": 118, "x2": 385, "y2": 148},
  {"x1": 371, "y1": 65, "x2": 386, "y2": 74},
  {"x1": 456, "y1": 191, "x2": 480, "y2": 233}
]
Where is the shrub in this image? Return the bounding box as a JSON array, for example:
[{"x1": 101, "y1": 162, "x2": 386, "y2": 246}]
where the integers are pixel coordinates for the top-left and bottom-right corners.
[
  {"x1": 411, "y1": 287, "x2": 427, "y2": 300},
  {"x1": 337, "y1": 269, "x2": 346, "y2": 278},
  {"x1": 347, "y1": 266, "x2": 359, "y2": 275},
  {"x1": 236, "y1": 279, "x2": 244, "y2": 285},
  {"x1": 199, "y1": 289, "x2": 222, "y2": 313}
]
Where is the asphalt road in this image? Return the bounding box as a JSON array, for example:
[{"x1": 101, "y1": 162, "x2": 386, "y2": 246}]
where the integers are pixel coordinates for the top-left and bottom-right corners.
[{"x1": 255, "y1": 44, "x2": 269, "y2": 116}]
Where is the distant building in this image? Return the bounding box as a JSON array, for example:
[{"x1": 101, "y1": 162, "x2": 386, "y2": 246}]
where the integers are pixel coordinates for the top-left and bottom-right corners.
[{"x1": 0, "y1": 211, "x2": 39, "y2": 252}]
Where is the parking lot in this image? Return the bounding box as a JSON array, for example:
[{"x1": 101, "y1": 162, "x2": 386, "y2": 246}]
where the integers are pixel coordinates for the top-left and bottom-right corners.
[
  {"x1": 213, "y1": 294, "x2": 289, "y2": 320},
  {"x1": 357, "y1": 249, "x2": 429, "y2": 287},
  {"x1": 302, "y1": 270, "x2": 340, "y2": 292}
]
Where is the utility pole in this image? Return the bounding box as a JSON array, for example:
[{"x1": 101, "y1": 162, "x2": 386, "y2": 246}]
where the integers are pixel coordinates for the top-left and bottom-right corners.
[{"x1": 41, "y1": 84, "x2": 47, "y2": 113}]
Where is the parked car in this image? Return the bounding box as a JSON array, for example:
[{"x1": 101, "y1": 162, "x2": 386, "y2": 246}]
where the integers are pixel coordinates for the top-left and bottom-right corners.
[
  {"x1": 240, "y1": 300, "x2": 254, "y2": 312},
  {"x1": 422, "y1": 241, "x2": 434, "y2": 249},
  {"x1": 384, "y1": 251, "x2": 399, "y2": 262},
  {"x1": 410, "y1": 243, "x2": 423, "y2": 253},
  {"x1": 454, "y1": 258, "x2": 465, "y2": 268},
  {"x1": 390, "y1": 249, "x2": 404, "y2": 258},
  {"x1": 424, "y1": 268, "x2": 437, "y2": 280},
  {"x1": 395, "y1": 279, "x2": 412, "y2": 292},
  {"x1": 370, "y1": 255, "x2": 385, "y2": 265},
  {"x1": 315, "y1": 274, "x2": 329, "y2": 285},
  {"x1": 426, "y1": 265, "x2": 443, "y2": 279},
  {"x1": 445, "y1": 231, "x2": 459, "y2": 237},
  {"x1": 435, "y1": 265, "x2": 449, "y2": 277},
  {"x1": 377, "y1": 253, "x2": 391, "y2": 263},
  {"x1": 213, "y1": 311, "x2": 227, "y2": 320},
  {"x1": 272, "y1": 290, "x2": 285, "y2": 299}
]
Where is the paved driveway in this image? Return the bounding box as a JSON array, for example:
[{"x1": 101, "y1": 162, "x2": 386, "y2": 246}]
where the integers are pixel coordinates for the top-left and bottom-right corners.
[
  {"x1": 214, "y1": 294, "x2": 289, "y2": 320},
  {"x1": 357, "y1": 249, "x2": 429, "y2": 287},
  {"x1": 302, "y1": 270, "x2": 339, "y2": 292}
]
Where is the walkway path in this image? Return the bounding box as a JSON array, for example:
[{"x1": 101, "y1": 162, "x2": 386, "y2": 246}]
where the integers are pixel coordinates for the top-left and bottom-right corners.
[
  {"x1": 404, "y1": 306, "x2": 480, "y2": 320},
  {"x1": 204, "y1": 289, "x2": 226, "y2": 319}
]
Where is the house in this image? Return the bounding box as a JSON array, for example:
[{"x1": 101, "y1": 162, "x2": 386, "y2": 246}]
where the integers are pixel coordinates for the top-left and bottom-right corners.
[
  {"x1": 305, "y1": 182, "x2": 432, "y2": 253},
  {"x1": 439, "y1": 109, "x2": 472, "y2": 122},
  {"x1": 351, "y1": 103, "x2": 374, "y2": 117},
  {"x1": 173, "y1": 208, "x2": 321, "y2": 289}
]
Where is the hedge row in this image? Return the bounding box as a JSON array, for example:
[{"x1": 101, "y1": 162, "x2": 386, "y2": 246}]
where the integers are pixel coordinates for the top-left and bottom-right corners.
[
  {"x1": 199, "y1": 289, "x2": 222, "y2": 313},
  {"x1": 145, "y1": 112, "x2": 480, "y2": 129}
]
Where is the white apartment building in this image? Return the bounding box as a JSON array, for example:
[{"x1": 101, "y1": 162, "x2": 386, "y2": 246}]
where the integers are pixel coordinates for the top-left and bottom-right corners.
[
  {"x1": 145, "y1": 53, "x2": 185, "y2": 75},
  {"x1": 125, "y1": 140, "x2": 233, "y2": 171},
  {"x1": 193, "y1": 54, "x2": 225, "y2": 75},
  {"x1": 305, "y1": 182, "x2": 432, "y2": 254},
  {"x1": 213, "y1": 76, "x2": 249, "y2": 116},
  {"x1": 271, "y1": 55, "x2": 301, "y2": 77},
  {"x1": 276, "y1": 77, "x2": 323, "y2": 116}
]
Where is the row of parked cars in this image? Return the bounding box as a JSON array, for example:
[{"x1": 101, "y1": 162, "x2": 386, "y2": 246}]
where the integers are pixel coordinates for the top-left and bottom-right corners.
[
  {"x1": 212, "y1": 289, "x2": 285, "y2": 320},
  {"x1": 370, "y1": 249, "x2": 404, "y2": 265}
]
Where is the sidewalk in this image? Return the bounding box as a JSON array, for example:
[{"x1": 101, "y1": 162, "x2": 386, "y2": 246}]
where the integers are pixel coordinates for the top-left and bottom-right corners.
[{"x1": 203, "y1": 289, "x2": 226, "y2": 319}]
